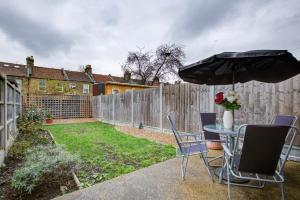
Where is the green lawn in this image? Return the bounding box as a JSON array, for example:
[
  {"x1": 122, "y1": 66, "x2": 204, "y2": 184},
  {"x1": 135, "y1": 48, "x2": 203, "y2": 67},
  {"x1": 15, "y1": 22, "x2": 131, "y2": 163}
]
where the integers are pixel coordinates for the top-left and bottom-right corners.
[{"x1": 45, "y1": 122, "x2": 175, "y2": 187}]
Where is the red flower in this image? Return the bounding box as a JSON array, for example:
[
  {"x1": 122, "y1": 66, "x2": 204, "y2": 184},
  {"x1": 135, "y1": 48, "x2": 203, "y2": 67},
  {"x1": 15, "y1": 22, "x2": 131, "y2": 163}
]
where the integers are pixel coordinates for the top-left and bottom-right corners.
[{"x1": 214, "y1": 92, "x2": 224, "y2": 104}]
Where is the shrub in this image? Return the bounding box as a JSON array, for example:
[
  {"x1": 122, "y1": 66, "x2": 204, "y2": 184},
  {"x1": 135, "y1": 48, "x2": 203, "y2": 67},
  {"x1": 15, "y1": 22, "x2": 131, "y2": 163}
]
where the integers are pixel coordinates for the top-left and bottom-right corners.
[
  {"x1": 11, "y1": 145, "x2": 80, "y2": 194},
  {"x1": 18, "y1": 107, "x2": 45, "y2": 134},
  {"x1": 22, "y1": 107, "x2": 45, "y2": 124}
]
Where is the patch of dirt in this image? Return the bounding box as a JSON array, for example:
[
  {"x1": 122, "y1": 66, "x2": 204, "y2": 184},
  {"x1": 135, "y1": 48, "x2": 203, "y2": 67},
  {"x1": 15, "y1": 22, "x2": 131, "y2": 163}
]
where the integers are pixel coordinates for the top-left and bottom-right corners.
[
  {"x1": 45, "y1": 118, "x2": 97, "y2": 125},
  {"x1": 116, "y1": 126, "x2": 176, "y2": 147},
  {"x1": 0, "y1": 130, "x2": 78, "y2": 200}
]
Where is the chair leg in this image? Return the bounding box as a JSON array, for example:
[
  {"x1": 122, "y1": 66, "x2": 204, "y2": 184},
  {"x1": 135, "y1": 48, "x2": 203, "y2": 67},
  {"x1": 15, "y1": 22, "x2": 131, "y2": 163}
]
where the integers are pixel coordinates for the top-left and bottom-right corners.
[
  {"x1": 181, "y1": 155, "x2": 189, "y2": 180},
  {"x1": 226, "y1": 158, "x2": 231, "y2": 200},
  {"x1": 219, "y1": 153, "x2": 225, "y2": 183},
  {"x1": 280, "y1": 182, "x2": 285, "y2": 200},
  {"x1": 201, "y1": 153, "x2": 214, "y2": 182}
]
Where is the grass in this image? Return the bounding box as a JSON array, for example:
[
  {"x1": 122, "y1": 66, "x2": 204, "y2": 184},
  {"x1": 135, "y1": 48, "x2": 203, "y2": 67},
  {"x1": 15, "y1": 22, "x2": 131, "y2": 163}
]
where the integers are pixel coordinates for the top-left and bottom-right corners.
[{"x1": 45, "y1": 122, "x2": 175, "y2": 187}]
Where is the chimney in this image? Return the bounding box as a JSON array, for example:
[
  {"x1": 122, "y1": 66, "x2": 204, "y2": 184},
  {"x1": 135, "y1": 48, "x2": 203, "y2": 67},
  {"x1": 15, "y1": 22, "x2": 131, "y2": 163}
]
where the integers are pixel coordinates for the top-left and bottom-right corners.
[
  {"x1": 84, "y1": 64, "x2": 92, "y2": 75},
  {"x1": 124, "y1": 70, "x2": 131, "y2": 82},
  {"x1": 152, "y1": 77, "x2": 160, "y2": 86},
  {"x1": 26, "y1": 56, "x2": 34, "y2": 77}
]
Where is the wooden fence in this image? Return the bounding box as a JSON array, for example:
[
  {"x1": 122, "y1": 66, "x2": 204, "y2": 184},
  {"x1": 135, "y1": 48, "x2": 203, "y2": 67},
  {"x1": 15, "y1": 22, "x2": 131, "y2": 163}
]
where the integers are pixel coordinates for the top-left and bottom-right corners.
[
  {"x1": 92, "y1": 74, "x2": 300, "y2": 147},
  {"x1": 93, "y1": 83, "x2": 211, "y2": 133},
  {"x1": 25, "y1": 95, "x2": 92, "y2": 119},
  {"x1": 0, "y1": 73, "x2": 22, "y2": 164}
]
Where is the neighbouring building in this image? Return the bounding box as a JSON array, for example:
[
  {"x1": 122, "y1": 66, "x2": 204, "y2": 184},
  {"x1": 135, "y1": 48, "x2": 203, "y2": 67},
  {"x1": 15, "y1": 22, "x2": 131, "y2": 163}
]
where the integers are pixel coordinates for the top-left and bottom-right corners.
[
  {"x1": 93, "y1": 70, "x2": 159, "y2": 95},
  {"x1": 0, "y1": 56, "x2": 160, "y2": 98},
  {"x1": 93, "y1": 81, "x2": 157, "y2": 95},
  {"x1": 0, "y1": 56, "x2": 110, "y2": 98}
]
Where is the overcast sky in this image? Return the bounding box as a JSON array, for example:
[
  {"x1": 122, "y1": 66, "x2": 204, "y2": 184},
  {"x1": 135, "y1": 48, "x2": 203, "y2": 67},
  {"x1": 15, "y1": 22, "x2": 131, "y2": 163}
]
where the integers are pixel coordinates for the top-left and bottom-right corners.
[{"x1": 0, "y1": 0, "x2": 300, "y2": 77}]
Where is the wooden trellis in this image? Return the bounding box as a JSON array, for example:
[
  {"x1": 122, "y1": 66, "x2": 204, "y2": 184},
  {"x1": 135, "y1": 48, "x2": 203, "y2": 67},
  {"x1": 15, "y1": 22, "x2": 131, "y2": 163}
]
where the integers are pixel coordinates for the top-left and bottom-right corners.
[{"x1": 25, "y1": 95, "x2": 92, "y2": 119}]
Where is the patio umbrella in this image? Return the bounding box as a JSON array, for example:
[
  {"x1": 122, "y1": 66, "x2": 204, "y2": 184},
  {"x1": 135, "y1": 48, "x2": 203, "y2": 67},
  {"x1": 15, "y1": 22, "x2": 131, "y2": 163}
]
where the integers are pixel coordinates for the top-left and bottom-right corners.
[{"x1": 178, "y1": 50, "x2": 300, "y2": 89}]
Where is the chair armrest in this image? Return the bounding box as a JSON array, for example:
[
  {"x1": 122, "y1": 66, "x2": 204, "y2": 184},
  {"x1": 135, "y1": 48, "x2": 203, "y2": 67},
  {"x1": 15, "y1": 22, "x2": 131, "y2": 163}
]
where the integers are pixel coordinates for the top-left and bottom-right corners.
[
  {"x1": 179, "y1": 133, "x2": 200, "y2": 137},
  {"x1": 179, "y1": 133, "x2": 201, "y2": 141},
  {"x1": 222, "y1": 144, "x2": 233, "y2": 157},
  {"x1": 180, "y1": 140, "x2": 206, "y2": 145}
]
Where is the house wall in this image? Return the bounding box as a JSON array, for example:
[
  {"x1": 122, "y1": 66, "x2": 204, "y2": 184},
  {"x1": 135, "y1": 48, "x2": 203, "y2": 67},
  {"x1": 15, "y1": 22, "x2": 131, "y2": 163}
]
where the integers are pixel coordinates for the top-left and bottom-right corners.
[
  {"x1": 7, "y1": 76, "x2": 93, "y2": 96},
  {"x1": 26, "y1": 78, "x2": 93, "y2": 95},
  {"x1": 105, "y1": 83, "x2": 155, "y2": 95}
]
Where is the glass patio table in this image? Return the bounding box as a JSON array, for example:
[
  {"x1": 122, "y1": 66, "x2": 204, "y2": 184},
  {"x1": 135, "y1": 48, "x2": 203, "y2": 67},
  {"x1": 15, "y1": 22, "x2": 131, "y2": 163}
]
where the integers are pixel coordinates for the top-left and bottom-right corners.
[{"x1": 203, "y1": 124, "x2": 248, "y2": 183}]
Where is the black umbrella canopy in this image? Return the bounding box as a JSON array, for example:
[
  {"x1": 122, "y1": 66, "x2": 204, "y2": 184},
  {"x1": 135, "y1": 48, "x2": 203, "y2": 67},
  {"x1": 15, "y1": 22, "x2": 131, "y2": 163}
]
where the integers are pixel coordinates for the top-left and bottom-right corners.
[{"x1": 178, "y1": 50, "x2": 300, "y2": 85}]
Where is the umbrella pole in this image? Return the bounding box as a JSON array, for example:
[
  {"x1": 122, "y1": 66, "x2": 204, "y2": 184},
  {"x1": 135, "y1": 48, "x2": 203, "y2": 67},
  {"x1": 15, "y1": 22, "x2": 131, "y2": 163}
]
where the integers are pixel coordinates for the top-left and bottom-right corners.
[{"x1": 232, "y1": 71, "x2": 235, "y2": 128}]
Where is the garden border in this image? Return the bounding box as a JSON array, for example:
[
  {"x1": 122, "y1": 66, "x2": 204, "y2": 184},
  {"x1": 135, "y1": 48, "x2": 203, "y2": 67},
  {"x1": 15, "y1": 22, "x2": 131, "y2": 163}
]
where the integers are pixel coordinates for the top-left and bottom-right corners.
[{"x1": 45, "y1": 129, "x2": 82, "y2": 190}]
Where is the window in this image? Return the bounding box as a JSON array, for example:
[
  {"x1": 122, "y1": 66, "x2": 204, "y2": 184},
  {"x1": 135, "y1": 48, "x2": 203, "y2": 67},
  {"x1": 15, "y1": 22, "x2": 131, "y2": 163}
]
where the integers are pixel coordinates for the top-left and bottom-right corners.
[
  {"x1": 38, "y1": 80, "x2": 46, "y2": 91},
  {"x1": 56, "y1": 82, "x2": 64, "y2": 92},
  {"x1": 69, "y1": 83, "x2": 76, "y2": 89},
  {"x1": 112, "y1": 89, "x2": 119, "y2": 94},
  {"x1": 83, "y1": 84, "x2": 89, "y2": 94}
]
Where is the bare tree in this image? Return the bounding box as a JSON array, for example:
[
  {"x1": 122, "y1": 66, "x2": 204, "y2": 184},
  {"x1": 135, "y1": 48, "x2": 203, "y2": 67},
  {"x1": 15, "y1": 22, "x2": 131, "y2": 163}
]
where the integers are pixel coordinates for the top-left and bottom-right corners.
[
  {"x1": 122, "y1": 44, "x2": 185, "y2": 85},
  {"x1": 152, "y1": 44, "x2": 185, "y2": 84},
  {"x1": 121, "y1": 48, "x2": 154, "y2": 84}
]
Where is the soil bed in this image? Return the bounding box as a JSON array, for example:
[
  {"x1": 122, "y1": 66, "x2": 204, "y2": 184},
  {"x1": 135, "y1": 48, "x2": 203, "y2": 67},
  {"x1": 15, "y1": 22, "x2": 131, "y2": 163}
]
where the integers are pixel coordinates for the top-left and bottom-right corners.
[{"x1": 0, "y1": 130, "x2": 77, "y2": 200}]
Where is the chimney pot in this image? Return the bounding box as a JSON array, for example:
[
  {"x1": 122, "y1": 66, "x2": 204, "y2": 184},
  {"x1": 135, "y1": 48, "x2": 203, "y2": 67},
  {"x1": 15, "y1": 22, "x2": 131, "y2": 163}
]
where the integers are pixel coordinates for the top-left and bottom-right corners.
[
  {"x1": 84, "y1": 64, "x2": 92, "y2": 74},
  {"x1": 124, "y1": 70, "x2": 131, "y2": 82}
]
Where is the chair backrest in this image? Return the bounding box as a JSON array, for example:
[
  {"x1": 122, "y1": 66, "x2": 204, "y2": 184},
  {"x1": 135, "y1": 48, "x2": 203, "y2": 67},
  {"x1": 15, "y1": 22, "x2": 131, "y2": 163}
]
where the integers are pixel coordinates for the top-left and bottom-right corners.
[
  {"x1": 272, "y1": 115, "x2": 297, "y2": 126},
  {"x1": 167, "y1": 114, "x2": 183, "y2": 152},
  {"x1": 200, "y1": 113, "x2": 220, "y2": 140},
  {"x1": 237, "y1": 125, "x2": 290, "y2": 175}
]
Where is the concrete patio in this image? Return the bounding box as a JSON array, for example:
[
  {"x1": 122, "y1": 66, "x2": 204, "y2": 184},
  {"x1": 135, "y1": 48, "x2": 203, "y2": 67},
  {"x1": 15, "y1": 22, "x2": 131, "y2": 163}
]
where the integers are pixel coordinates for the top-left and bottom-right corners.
[{"x1": 53, "y1": 156, "x2": 300, "y2": 200}]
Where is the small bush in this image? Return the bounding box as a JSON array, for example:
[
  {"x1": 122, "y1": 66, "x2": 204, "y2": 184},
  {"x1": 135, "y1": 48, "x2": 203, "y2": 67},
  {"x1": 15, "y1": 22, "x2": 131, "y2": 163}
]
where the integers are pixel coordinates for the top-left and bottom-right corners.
[
  {"x1": 18, "y1": 107, "x2": 44, "y2": 134},
  {"x1": 23, "y1": 107, "x2": 45, "y2": 124},
  {"x1": 11, "y1": 145, "x2": 80, "y2": 194}
]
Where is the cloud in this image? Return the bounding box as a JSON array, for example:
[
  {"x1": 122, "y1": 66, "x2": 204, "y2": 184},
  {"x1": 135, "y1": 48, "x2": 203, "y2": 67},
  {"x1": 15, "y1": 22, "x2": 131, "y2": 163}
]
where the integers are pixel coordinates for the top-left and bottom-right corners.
[
  {"x1": 0, "y1": 0, "x2": 299, "y2": 77},
  {"x1": 0, "y1": 3, "x2": 73, "y2": 56},
  {"x1": 168, "y1": 0, "x2": 242, "y2": 41},
  {"x1": 168, "y1": 0, "x2": 300, "y2": 63}
]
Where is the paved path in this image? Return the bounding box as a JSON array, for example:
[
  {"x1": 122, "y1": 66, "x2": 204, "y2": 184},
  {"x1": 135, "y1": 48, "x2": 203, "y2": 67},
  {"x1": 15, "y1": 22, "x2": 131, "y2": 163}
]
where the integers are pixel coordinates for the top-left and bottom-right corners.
[{"x1": 53, "y1": 155, "x2": 300, "y2": 200}]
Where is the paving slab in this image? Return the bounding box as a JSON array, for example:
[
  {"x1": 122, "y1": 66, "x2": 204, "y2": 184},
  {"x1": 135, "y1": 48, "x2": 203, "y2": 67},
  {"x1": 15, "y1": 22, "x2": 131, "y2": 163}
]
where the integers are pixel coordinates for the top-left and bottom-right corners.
[{"x1": 53, "y1": 156, "x2": 300, "y2": 200}]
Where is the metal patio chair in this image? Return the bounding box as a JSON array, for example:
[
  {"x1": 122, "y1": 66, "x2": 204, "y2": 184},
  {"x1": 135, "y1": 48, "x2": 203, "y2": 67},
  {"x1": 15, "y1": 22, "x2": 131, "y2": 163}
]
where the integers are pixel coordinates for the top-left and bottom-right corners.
[
  {"x1": 167, "y1": 114, "x2": 213, "y2": 181},
  {"x1": 271, "y1": 115, "x2": 297, "y2": 166},
  {"x1": 222, "y1": 124, "x2": 298, "y2": 200},
  {"x1": 272, "y1": 115, "x2": 297, "y2": 127},
  {"x1": 200, "y1": 112, "x2": 225, "y2": 167}
]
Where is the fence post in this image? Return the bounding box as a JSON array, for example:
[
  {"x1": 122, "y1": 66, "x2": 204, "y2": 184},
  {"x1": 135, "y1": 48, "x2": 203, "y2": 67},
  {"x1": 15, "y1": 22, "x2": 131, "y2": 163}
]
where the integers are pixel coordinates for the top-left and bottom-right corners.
[
  {"x1": 99, "y1": 94, "x2": 102, "y2": 119},
  {"x1": 131, "y1": 89, "x2": 134, "y2": 127},
  {"x1": 13, "y1": 85, "x2": 16, "y2": 135},
  {"x1": 112, "y1": 93, "x2": 115, "y2": 125},
  {"x1": 3, "y1": 76, "x2": 7, "y2": 155},
  {"x1": 209, "y1": 86, "x2": 215, "y2": 112},
  {"x1": 159, "y1": 83, "x2": 163, "y2": 132}
]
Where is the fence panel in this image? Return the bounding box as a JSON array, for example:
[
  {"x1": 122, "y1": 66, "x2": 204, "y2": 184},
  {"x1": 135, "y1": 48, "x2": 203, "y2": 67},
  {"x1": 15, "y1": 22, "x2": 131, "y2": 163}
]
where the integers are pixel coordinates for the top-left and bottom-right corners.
[
  {"x1": 162, "y1": 84, "x2": 210, "y2": 133},
  {"x1": 133, "y1": 88, "x2": 160, "y2": 128},
  {"x1": 25, "y1": 95, "x2": 92, "y2": 119},
  {"x1": 0, "y1": 73, "x2": 22, "y2": 164},
  {"x1": 92, "y1": 83, "x2": 210, "y2": 133},
  {"x1": 115, "y1": 92, "x2": 132, "y2": 124}
]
